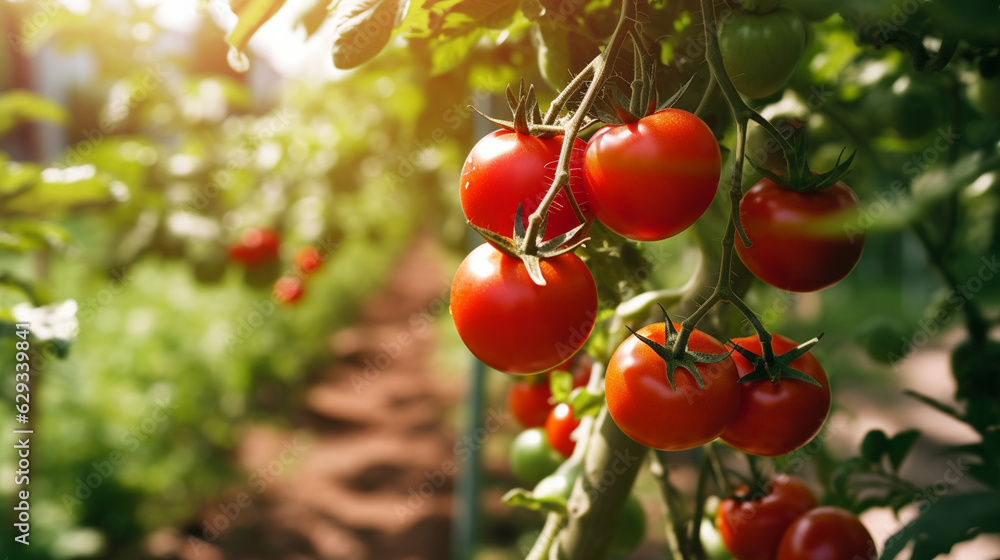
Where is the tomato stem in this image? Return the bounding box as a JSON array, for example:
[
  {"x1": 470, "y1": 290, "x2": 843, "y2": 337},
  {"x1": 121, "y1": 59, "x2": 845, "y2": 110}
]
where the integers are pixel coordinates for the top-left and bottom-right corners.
[{"x1": 520, "y1": 0, "x2": 638, "y2": 257}]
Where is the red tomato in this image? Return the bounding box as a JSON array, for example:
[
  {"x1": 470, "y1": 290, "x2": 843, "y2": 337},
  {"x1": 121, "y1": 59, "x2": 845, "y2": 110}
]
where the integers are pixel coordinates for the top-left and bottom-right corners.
[
  {"x1": 507, "y1": 360, "x2": 590, "y2": 428},
  {"x1": 450, "y1": 244, "x2": 597, "y2": 374},
  {"x1": 735, "y1": 178, "x2": 865, "y2": 292},
  {"x1": 294, "y1": 246, "x2": 323, "y2": 275},
  {"x1": 460, "y1": 130, "x2": 592, "y2": 243},
  {"x1": 716, "y1": 474, "x2": 818, "y2": 560},
  {"x1": 545, "y1": 403, "x2": 581, "y2": 457},
  {"x1": 273, "y1": 276, "x2": 304, "y2": 304},
  {"x1": 605, "y1": 323, "x2": 740, "y2": 450},
  {"x1": 583, "y1": 109, "x2": 722, "y2": 241},
  {"x1": 776, "y1": 507, "x2": 876, "y2": 560},
  {"x1": 229, "y1": 227, "x2": 281, "y2": 267},
  {"x1": 720, "y1": 334, "x2": 831, "y2": 457}
]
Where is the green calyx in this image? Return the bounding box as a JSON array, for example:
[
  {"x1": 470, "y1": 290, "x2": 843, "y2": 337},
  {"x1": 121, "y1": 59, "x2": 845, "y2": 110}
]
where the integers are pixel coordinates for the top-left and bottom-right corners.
[
  {"x1": 749, "y1": 130, "x2": 856, "y2": 192},
  {"x1": 470, "y1": 78, "x2": 568, "y2": 137},
  {"x1": 730, "y1": 334, "x2": 824, "y2": 387},
  {"x1": 627, "y1": 305, "x2": 732, "y2": 391}
]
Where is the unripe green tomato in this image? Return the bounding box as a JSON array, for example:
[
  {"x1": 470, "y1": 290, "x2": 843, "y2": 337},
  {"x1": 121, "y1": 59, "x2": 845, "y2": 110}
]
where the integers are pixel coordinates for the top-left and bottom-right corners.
[
  {"x1": 611, "y1": 496, "x2": 647, "y2": 555},
  {"x1": 889, "y1": 78, "x2": 945, "y2": 139},
  {"x1": 700, "y1": 519, "x2": 735, "y2": 560},
  {"x1": 509, "y1": 428, "x2": 564, "y2": 486},
  {"x1": 968, "y1": 77, "x2": 1000, "y2": 119},
  {"x1": 856, "y1": 317, "x2": 911, "y2": 364},
  {"x1": 718, "y1": 8, "x2": 807, "y2": 99},
  {"x1": 737, "y1": 0, "x2": 781, "y2": 13}
]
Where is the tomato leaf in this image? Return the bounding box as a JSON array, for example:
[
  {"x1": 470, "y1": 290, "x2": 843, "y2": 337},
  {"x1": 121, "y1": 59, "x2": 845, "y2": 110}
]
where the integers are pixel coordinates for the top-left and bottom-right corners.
[
  {"x1": 860, "y1": 429, "x2": 889, "y2": 464},
  {"x1": 0, "y1": 90, "x2": 68, "y2": 136},
  {"x1": 226, "y1": 0, "x2": 288, "y2": 54},
  {"x1": 880, "y1": 492, "x2": 1000, "y2": 560},
  {"x1": 502, "y1": 487, "x2": 567, "y2": 514},
  {"x1": 549, "y1": 370, "x2": 573, "y2": 403},
  {"x1": 568, "y1": 387, "x2": 604, "y2": 419},
  {"x1": 887, "y1": 429, "x2": 920, "y2": 472},
  {"x1": 330, "y1": 0, "x2": 404, "y2": 69}
]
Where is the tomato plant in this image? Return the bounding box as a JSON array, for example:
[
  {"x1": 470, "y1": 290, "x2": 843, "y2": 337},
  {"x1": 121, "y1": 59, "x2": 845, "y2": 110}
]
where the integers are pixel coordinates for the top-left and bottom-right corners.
[
  {"x1": 605, "y1": 322, "x2": 740, "y2": 451},
  {"x1": 510, "y1": 428, "x2": 565, "y2": 485},
  {"x1": 450, "y1": 243, "x2": 597, "y2": 374},
  {"x1": 718, "y1": 8, "x2": 807, "y2": 99},
  {"x1": 461, "y1": 130, "x2": 591, "y2": 244},
  {"x1": 545, "y1": 403, "x2": 581, "y2": 457},
  {"x1": 776, "y1": 506, "x2": 876, "y2": 560},
  {"x1": 735, "y1": 177, "x2": 865, "y2": 292},
  {"x1": 716, "y1": 475, "x2": 818, "y2": 560},
  {"x1": 583, "y1": 109, "x2": 722, "y2": 241},
  {"x1": 507, "y1": 361, "x2": 589, "y2": 428},
  {"x1": 720, "y1": 334, "x2": 831, "y2": 456}
]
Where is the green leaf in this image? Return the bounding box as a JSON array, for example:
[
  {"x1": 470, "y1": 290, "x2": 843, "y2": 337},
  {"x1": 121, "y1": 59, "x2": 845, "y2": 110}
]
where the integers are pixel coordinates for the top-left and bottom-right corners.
[
  {"x1": 881, "y1": 492, "x2": 1000, "y2": 560},
  {"x1": 887, "y1": 430, "x2": 920, "y2": 472},
  {"x1": 1, "y1": 166, "x2": 124, "y2": 218},
  {"x1": 0, "y1": 90, "x2": 67, "y2": 136},
  {"x1": 501, "y1": 487, "x2": 567, "y2": 514},
  {"x1": 861, "y1": 429, "x2": 890, "y2": 464},
  {"x1": 330, "y1": 0, "x2": 403, "y2": 69},
  {"x1": 549, "y1": 370, "x2": 573, "y2": 403},
  {"x1": 568, "y1": 387, "x2": 604, "y2": 419},
  {"x1": 226, "y1": 0, "x2": 288, "y2": 54}
]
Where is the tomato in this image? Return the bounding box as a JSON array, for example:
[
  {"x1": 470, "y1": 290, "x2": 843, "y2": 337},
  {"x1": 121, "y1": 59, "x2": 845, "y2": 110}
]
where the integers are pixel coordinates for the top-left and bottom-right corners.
[
  {"x1": 720, "y1": 334, "x2": 831, "y2": 456},
  {"x1": 273, "y1": 276, "x2": 304, "y2": 304},
  {"x1": 450, "y1": 243, "x2": 597, "y2": 374},
  {"x1": 700, "y1": 519, "x2": 735, "y2": 560},
  {"x1": 718, "y1": 8, "x2": 807, "y2": 99},
  {"x1": 888, "y1": 77, "x2": 945, "y2": 139},
  {"x1": 716, "y1": 474, "x2": 818, "y2": 560},
  {"x1": 230, "y1": 227, "x2": 281, "y2": 267},
  {"x1": 509, "y1": 428, "x2": 564, "y2": 485},
  {"x1": 507, "y1": 361, "x2": 590, "y2": 428},
  {"x1": 776, "y1": 506, "x2": 876, "y2": 560},
  {"x1": 294, "y1": 246, "x2": 323, "y2": 275},
  {"x1": 968, "y1": 76, "x2": 1000, "y2": 119},
  {"x1": 735, "y1": 177, "x2": 865, "y2": 292},
  {"x1": 605, "y1": 323, "x2": 740, "y2": 451},
  {"x1": 460, "y1": 130, "x2": 592, "y2": 243},
  {"x1": 781, "y1": 0, "x2": 837, "y2": 21},
  {"x1": 736, "y1": 0, "x2": 780, "y2": 13},
  {"x1": 545, "y1": 403, "x2": 581, "y2": 457},
  {"x1": 611, "y1": 495, "x2": 647, "y2": 555},
  {"x1": 583, "y1": 109, "x2": 722, "y2": 241}
]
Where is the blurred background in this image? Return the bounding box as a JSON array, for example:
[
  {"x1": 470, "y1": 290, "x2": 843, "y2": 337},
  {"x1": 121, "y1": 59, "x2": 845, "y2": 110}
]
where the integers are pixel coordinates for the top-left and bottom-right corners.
[{"x1": 1, "y1": 0, "x2": 999, "y2": 559}]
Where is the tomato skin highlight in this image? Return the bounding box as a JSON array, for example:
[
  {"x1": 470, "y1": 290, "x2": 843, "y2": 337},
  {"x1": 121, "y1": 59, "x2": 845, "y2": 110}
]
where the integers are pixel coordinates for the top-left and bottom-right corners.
[
  {"x1": 545, "y1": 403, "x2": 581, "y2": 457},
  {"x1": 605, "y1": 323, "x2": 740, "y2": 451},
  {"x1": 716, "y1": 474, "x2": 818, "y2": 560},
  {"x1": 450, "y1": 244, "x2": 598, "y2": 375},
  {"x1": 776, "y1": 506, "x2": 876, "y2": 560},
  {"x1": 583, "y1": 109, "x2": 722, "y2": 242},
  {"x1": 720, "y1": 334, "x2": 831, "y2": 456},
  {"x1": 460, "y1": 130, "x2": 591, "y2": 244},
  {"x1": 735, "y1": 178, "x2": 865, "y2": 292}
]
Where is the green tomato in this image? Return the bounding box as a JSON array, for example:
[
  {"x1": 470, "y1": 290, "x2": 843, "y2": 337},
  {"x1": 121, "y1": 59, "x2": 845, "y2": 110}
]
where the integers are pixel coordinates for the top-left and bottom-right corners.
[
  {"x1": 611, "y1": 496, "x2": 647, "y2": 555},
  {"x1": 888, "y1": 78, "x2": 945, "y2": 139},
  {"x1": 782, "y1": 0, "x2": 838, "y2": 21},
  {"x1": 509, "y1": 428, "x2": 564, "y2": 486},
  {"x1": 719, "y1": 8, "x2": 807, "y2": 99},
  {"x1": 968, "y1": 77, "x2": 1000, "y2": 119},
  {"x1": 737, "y1": 0, "x2": 781, "y2": 13},
  {"x1": 856, "y1": 318, "x2": 911, "y2": 364},
  {"x1": 700, "y1": 518, "x2": 735, "y2": 560}
]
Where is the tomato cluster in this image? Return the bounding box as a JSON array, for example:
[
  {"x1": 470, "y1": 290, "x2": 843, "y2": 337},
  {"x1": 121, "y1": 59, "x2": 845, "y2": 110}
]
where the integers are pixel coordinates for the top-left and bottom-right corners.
[
  {"x1": 716, "y1": 476, "x2": 875, "y2": 560},
  {"x1": 229, "y1": 227, "x2": 325, "y2": 306}
]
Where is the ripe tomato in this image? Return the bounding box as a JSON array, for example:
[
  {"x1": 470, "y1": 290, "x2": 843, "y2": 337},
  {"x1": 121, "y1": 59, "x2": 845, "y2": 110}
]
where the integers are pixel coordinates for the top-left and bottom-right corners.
[
  {"x1": 509, "y1": 428, "x2": 564, "y2": 485},
  {"x1": 294, "y1": 246, "x2": 323, "y2": 275},
  {"x1": 507, "y1": 360, "x2": 590, "y2": 428},
  {"x1": 273, "y1": 276, "x2": 304, "y2": 304},
  {"x1": 230, "y1": 227, "x2": 281, "y2": 267},
  {"x1": 605, "y1": 323, "x2": 740, "y2": 451},
  {"x1": 735, "y1": 177, "x2": 865, "y2": 292},
  {"x1": 450, "y1": 244, "x2": 597, "y2": 374},
  {"x1": 716, "y1": 474, "x2": 818, "y2": 560},
  {"x1": 460, "y1": 130, "x2": 591, "y2": 243},
  {"x1": 545, "y1": 403, "x2": 581, "y2": 457},
  {"x1": 776, "y1": 507, "x2": 876, "y2": 560},
  {"x1": 583, "y1": 109, "x2": 721, "y2": 241},
  {"x1": 718, "y1": 8, "x2": 807, "y2": 99},
  {"x1": 720, "y1": 334, "x2": 831, "y2": 456}
]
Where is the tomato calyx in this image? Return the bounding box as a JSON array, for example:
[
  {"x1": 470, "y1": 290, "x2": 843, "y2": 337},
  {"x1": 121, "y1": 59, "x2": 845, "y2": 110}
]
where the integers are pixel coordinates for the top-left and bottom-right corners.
[
  {"x1": 749, "y1": 132, "x2": 856, "y2": 193},
  {"x1": 625, "y1": 305, "x2": 732, "y2": 391},
  {"x1": 470, "y1": 79, "x2": 568, "y2": 138},
  {"x1": 591, "y1": 32, "x2": 693, "y2": 125},
  {"x1": 729, "y1": 334, "x2": 824, "y2": 386},
  {"x1": 468, "y1": 204, "x2": 589, "y2": 286}
]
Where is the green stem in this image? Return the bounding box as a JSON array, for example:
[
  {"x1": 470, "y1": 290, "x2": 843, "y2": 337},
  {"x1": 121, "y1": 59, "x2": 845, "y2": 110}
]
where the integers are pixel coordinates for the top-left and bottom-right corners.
[
  {"x1": 650, "y1": 451, "x2": 689, "y2": 560},
  {"x1": 525, "y1": 513, "x2": 566, "y2": 560}
]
